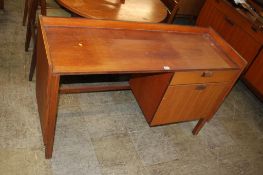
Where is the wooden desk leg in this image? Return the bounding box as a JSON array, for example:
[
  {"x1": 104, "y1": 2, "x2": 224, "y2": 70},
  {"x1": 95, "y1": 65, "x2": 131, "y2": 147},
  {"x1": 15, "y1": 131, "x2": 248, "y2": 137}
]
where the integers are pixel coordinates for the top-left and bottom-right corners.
[
  {"x1": 192, "y1": 118, "x2": 207, "y2": 135},
  {"x1": 36, "y1": 71, "x2": 60, "y2": 159},
  {"x1": 44, "y1": 75, "x2": 60, "y2": 159},
  {"x1": 35, "y1": 23, "x2": 60, "y2": 158}
]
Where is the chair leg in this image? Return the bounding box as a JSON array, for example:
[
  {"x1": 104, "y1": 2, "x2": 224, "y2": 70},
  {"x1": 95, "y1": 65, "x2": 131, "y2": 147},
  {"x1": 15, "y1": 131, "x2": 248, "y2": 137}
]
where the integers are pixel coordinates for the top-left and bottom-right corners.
[
  {"x1": 25, "y1": 0, "x2": 38, "y2": 51},
  {"x1": 25, "y1": 23, "x2": 32, "y2": 51},
  {"x1": 40, "y1": 0, "x2": 46, "y2": 15},
  {"x1": 29, "y1": 38, "x2": 37, "y2": 81},
  {"x1": 22, "y1": 0, "x2": 29, "y2": 26}
]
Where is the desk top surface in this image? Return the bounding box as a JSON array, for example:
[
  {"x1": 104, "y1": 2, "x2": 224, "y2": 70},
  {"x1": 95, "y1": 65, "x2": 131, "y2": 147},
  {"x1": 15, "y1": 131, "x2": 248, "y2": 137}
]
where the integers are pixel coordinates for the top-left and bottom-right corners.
[
  {"x1": 40, "y1": 17, "x2": 243, "y2": 75},
  {"x1": 57, "y1": 0, "x2": 167, "y2": 23}
]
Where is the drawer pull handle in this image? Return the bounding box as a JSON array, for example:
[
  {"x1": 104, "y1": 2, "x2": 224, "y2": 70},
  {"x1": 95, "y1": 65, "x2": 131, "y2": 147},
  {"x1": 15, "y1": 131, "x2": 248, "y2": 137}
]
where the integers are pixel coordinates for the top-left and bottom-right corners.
[
  {"x1": 196, "y1": 84, "x2": 207, "y2": 90},
  {"x1": 202, "y1": 71, "x2": 213, "y2": 77}
]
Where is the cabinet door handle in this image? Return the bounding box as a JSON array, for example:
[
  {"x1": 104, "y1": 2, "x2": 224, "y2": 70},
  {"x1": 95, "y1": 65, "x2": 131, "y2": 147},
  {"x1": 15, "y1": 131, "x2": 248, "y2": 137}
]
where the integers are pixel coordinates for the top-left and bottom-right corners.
[
  {"x1": 224, "y1": 17, "x2": 235, "y2": 26},
  {"x1": 202, "y1": 71, "x2": 213, "y2": 77},
  {"x1": 196, "y1": 84, "x2": 207, "y2": 90}
]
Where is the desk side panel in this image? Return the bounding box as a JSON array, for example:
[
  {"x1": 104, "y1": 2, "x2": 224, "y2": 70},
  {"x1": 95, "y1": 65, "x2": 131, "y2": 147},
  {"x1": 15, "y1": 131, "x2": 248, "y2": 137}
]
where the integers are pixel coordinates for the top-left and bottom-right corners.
[
  {"x1": 129, "y1": 73, "x2": 173, "y2": 123},
  {"x1": 35, "y1": 27, "x2": 51, "y2": 145}
]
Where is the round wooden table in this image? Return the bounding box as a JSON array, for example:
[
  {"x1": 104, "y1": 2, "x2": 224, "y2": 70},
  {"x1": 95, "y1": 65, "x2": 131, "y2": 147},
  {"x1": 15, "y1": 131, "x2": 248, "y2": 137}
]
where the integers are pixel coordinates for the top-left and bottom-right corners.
[{"x1": 57, "y1": 0, "x2": 168, "y2": 23}]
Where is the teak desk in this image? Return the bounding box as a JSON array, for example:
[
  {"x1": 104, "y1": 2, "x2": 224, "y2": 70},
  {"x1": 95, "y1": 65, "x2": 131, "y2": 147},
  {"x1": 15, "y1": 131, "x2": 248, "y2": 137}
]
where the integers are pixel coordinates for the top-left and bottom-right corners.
[{"x1": 36, "y1": 16, "x2": 246, "y2": 158}]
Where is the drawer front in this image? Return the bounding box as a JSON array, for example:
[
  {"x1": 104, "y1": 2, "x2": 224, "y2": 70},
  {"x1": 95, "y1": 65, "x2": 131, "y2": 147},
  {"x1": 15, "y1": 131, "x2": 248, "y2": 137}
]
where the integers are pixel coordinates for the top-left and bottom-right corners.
[{"x1": 170, "y1": 70, "x2": 238, "y2": 85}]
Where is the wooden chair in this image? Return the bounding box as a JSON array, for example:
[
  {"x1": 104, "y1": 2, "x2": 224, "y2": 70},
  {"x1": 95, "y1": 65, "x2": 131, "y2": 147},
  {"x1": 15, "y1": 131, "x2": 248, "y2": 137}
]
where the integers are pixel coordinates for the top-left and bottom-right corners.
[
  {"x1": 25, "y1": 0, "x2": 39, "y2": 52},
  {"x1": 23, "y1": 0, "x2": 46, "y2": 26},
  {"x1": 23, "y1": 0, "x2": 29, "y2": 25},
  {"x1": 25, "y1": 0, "x2": 70, "y2": 80},
  {"x1": 161, "y1": 0, "x2": 179, "y2": 24},
  {"x1": 25, "y1": 0, "x2": 70, "y2": 52},
  {"x1": 23, "y1": 0, "x2": 60, "y2": 26}
]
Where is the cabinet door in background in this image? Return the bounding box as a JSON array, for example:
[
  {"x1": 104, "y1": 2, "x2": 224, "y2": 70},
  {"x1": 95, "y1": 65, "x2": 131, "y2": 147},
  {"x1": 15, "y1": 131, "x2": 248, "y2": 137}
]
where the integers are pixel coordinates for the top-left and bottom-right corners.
[
  {"x1": 228, "y1": 27, "x2": 261, "y2": 67},
  {"x1": 197, "y1": 0, "x2": 261, "y2": 66},
  {"x1": 197, "y1": 1, "x2": 235, "y2": 41}
]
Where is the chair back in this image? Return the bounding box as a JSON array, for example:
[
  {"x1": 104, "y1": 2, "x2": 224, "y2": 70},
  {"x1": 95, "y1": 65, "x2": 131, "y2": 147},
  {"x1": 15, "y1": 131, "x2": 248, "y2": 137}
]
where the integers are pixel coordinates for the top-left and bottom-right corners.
[{"x1": 161, "y1": 0, "x2": 179, "y2": 23}]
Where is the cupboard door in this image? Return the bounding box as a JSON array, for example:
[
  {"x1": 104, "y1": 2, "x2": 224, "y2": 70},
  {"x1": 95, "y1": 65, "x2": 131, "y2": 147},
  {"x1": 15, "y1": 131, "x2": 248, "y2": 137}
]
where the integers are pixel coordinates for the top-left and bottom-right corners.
[
  {"x1": 151, "y1": 83, "x2": 230, "y2": 126},
  {"x1": 228, "y1": 27, "x2": 261, "y2": 67},
  {"x1": 197, "y1": 1, "x2": 235, "y2": 41}
]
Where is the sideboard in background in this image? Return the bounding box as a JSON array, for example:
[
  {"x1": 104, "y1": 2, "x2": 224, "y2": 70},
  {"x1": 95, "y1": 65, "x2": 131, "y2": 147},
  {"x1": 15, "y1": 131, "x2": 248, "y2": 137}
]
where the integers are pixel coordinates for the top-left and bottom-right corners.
[{"x1": 197, "y1": 0, "x2": 263, "y2": 101}]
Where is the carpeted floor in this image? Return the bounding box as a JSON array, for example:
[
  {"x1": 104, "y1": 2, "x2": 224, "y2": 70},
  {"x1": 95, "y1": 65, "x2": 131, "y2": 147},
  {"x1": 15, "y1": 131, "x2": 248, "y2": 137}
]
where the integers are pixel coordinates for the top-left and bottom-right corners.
[{"x1": 0, "y1": 1, "x2": 263, "y2": 174}]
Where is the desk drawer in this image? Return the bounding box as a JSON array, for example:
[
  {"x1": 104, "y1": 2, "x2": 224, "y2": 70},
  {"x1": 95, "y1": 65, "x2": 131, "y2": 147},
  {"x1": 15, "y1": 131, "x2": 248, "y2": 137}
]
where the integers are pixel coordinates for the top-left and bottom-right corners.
[{"x1": 170, "y1": 70, "x2": 238, "y2": 85}]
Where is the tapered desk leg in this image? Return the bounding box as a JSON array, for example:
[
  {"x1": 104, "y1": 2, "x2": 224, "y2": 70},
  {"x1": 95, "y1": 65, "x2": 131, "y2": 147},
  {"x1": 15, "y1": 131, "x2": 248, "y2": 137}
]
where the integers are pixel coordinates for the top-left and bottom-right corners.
[
  {"x1": 37, "y1": 73, "x2": 60, "y2": 159},
  {"x1": 192, "y1": 118, "x2": 207, "y2": 135},
  {"x1": 36, "y1": 70, "x2": 60, "y2": 159},
  {"x1": 44, "y1": 75, "x2": 60, "y2": 159},
  {"x1": 35, "y1": 34, "x2": 60, "y2": 158}
]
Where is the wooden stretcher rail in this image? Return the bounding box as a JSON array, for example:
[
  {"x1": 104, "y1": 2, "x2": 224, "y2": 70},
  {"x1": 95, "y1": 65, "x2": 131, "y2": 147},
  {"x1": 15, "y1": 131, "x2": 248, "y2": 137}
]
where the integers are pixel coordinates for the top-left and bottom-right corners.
[{"x1": 59, "y1": 85, "x2": 131, "y2": 94}]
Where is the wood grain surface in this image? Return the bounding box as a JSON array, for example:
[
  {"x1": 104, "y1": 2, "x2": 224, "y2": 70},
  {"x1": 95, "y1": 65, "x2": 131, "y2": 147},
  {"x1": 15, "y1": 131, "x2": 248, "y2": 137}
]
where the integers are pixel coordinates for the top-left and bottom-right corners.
[
  {"x1": 36, "y1": 16, "x2": 247, "y2": 158},
  {"x1": 40, "y1": 17, "x2": 239, "y2": 74},
  {"x1": 57, "y1": 0, "x2": 167, "y2": 23}
]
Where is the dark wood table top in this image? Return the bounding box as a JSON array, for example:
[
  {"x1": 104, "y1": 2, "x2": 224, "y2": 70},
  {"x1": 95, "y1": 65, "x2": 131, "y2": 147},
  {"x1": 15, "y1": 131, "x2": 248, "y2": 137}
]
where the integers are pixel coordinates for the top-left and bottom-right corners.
[
  {"x1": 40, "y1": 16, "x2": 241, "y2": 75},
  {"x1": 57, "y1": 0, "x2": 167, "y2": 23}
]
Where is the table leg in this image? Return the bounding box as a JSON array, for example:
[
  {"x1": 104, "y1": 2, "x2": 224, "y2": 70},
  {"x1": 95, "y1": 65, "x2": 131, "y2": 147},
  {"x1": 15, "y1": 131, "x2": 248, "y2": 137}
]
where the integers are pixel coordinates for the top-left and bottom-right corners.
[
  {"x1": 37, "y1": 73, "x2": 60, "y2": 159},
  {"x1": 35, "y1": 28, "x2": 60, "y2": 158},
  {"x1": 192, "y1": 118, "x2": 207, "y2": 135},
  {"x1": 44, "y1": 75, "x2": 60, "y2": 159}
]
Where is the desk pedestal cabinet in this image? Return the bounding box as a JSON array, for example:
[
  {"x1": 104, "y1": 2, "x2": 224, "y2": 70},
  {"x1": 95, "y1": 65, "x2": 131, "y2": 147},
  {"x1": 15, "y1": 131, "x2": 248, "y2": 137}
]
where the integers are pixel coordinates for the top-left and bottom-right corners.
[
  {"x1": 130, "y1": 70, "x2": 236, "y2": 127},
  {"x1": 36, "y1": 17, "x2": 246, "y2": 158}
]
